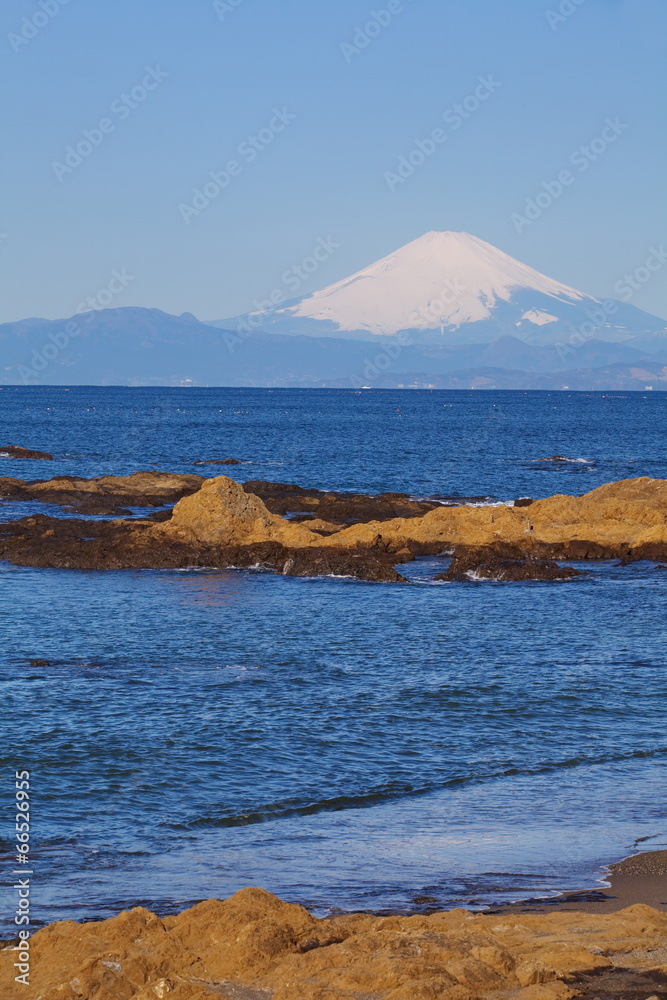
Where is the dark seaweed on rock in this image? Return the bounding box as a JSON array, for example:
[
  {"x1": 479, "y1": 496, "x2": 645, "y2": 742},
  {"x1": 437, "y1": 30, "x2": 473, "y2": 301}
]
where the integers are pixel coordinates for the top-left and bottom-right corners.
[
  {"x1": 0, "y1": 515, "x2": 408, "y2": 583},
  {"x1": 242, "y1": 480, "x2": 438, "y2": 524}
]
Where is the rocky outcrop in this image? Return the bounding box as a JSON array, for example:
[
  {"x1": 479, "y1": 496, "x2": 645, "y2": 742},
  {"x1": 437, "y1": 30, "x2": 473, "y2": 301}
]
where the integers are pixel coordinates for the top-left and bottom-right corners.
[
  {"x1": 0, "y1": 515, "x2": 406, "y2": 582},
  {"x1": 0, "y1": 445, "x2": 53, "y2": 460},
  {"x1": 0, "y1": 474, "x2": 437, "y2": 523},
  {"x1": 154, "y1": 477, "x2": 319, "y2": 548},
  {"x1": 321, "y1": 477, "x2": 667, "y2": 563},
  {"x1": 1, "y1": 889, "x2": 665, "y2": 1000},
  {"x1": 0, "y1": 471, "x2": 205, "y2": 514},
  {"x1": 439, "y1": 549, "x2": 583, "y2": 582},
  {"x1": 2, "y1": 475, "x2": 667, "y2": 579},
  {"x1": 270, "y1": 545, "x2": 409, "y2": 582}
]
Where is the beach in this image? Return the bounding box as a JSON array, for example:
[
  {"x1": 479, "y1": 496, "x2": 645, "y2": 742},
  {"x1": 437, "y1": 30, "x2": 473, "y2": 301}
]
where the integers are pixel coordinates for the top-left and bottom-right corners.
[
  {"x1": 1, "y1": 851, "x2": 666, "y2": 1000},
  {"x1": 500, "y1": 850, "x2": 667, "y2": 917}
]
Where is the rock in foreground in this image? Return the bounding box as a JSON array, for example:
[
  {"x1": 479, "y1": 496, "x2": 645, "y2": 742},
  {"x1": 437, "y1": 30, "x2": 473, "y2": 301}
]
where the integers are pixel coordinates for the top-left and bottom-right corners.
[{"x1": 1, "y1": 889, "x2": 666, "y2": 1000}]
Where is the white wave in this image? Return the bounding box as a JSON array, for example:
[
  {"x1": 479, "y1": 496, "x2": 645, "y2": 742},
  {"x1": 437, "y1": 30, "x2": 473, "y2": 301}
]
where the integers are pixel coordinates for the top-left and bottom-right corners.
[{"x1": 533, "y1": 456, "x2": 594, "y2": 464}]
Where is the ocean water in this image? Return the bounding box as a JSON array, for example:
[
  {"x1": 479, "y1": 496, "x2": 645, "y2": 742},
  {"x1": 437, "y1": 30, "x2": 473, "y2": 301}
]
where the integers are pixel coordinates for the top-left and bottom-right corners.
[{"x1": 0, "y1": 386, "x2": 666, "y2": 931}]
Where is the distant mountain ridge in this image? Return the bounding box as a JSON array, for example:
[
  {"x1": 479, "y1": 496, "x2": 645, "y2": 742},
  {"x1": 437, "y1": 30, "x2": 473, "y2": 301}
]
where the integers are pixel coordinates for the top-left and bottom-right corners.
[{"x1": 1, "y1": 306, "x2": 666, "y2": 389}]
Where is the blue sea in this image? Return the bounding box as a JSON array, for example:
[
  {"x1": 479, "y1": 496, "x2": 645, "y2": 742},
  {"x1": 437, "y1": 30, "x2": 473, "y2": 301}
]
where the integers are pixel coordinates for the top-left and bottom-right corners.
[{"x1": 1, "y1": 386, "x2": 666, "y2": 932}]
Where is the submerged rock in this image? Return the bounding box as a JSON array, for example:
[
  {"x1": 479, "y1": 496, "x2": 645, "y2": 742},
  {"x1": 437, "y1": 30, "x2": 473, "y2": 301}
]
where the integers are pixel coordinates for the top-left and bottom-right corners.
[
  {"x1": 0, "y1": 444, "x2": 53, "y2": 460},
  {"x1": 193, "y1": 457, "x2": 245, "y2": 465},
  {"x1": 1, "y1": 887, "x2": 665, "y2": 1000}
]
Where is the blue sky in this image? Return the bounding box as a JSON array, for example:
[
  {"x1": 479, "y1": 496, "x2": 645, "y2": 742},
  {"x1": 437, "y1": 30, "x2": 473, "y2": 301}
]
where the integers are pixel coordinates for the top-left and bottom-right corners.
[{"x1": 1, "y1": 0, "x2": 665, "y2": 323}]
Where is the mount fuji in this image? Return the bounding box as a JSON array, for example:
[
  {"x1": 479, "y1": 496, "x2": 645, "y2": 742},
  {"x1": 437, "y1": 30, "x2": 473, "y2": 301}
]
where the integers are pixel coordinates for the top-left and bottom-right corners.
[
  {"x1": 222, "y1": 232, "x2": 666, "y2": 348},
  {"x1": 3, "y1": 232, "x2": 666, "y2": 388}
]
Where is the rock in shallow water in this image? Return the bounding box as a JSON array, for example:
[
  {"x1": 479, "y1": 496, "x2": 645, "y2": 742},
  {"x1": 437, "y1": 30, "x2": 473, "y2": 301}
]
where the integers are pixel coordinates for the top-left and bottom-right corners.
[
  {"x1": 0, "y1": 444, "x2": 53, "y2": 460},
  {"x1": 439, "y1": 548, "x2": 583, "y2": 582},
  {"x1": 242, "y1": 480, "x2": 440, "y2": 524},
  {"x1": 0, "y1": 470, "x2": 204, "y2": 513},
  {"x1": 0, "y1": 517, "x2": 407, "y2": 582},
  {"x1": 2, "y1": 473, "x2": 667, "y2": 580}
]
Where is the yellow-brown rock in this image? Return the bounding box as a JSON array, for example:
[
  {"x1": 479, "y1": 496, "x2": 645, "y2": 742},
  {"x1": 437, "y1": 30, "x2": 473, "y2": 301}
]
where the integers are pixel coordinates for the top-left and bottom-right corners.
[
  {"x1": 0, "y1": 471, "x2": 204, "y2": 499},
  {"x1": 0, "y1": 471, "x2": 205, "y2": 514},
  {"x1": 2, "y1": 891, "x2": 666, "y2": 1000},
  {"x1": 152, "y1": 476, "x2": 319, "y2": 548},
  {"x1": 3, "y1": 475, "x2": 667, "y2": 575},
  {"x1": 140, "y1": 475, "x2": 667, "y2": 559},
  {"x1": 319, "y1": 476, "x2": 667, "y2": 558}
]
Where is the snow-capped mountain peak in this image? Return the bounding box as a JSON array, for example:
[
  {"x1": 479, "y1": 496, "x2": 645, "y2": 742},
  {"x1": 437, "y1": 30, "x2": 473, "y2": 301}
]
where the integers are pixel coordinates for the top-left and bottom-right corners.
[
  {"x1": 279, "y1": 231, "x2": 586, "y2": 335},
  {"x1": 237, "y1": 231, "x2": 665, "y2": 346}
]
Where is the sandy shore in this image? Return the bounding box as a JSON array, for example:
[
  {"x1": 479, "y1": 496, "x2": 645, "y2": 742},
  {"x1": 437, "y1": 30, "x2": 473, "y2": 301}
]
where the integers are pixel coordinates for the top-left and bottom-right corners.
[{"x1": 495, "y1": 849, "x2": 667, "y2": 916}]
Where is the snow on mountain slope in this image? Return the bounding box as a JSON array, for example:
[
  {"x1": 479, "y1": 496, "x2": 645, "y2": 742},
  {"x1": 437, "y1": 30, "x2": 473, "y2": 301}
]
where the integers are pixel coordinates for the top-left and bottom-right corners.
[
  {"x1": 520, "y1": 309, "x2": 559, "y2": 326},
  {"x1": 284, "y1": 232, "x2": 585, "y2": 334}
]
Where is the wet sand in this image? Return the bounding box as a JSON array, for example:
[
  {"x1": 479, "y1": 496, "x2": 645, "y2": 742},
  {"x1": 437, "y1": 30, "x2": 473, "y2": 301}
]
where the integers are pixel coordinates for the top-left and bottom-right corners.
[{"x1": 495, "y1": 849, "x2": 667, "y2": 915}]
